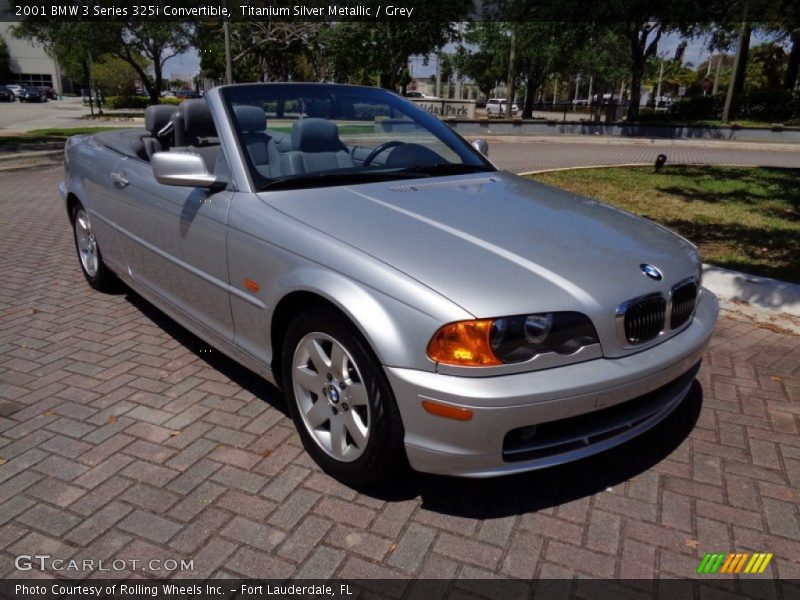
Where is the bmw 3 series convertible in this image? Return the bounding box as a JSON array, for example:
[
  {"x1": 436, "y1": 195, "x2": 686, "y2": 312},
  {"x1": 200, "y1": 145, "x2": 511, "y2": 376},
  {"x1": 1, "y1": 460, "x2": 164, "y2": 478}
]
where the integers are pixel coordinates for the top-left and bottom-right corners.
[{"x1": 60, "y1": 83, "x2": 718, "y2": 485}]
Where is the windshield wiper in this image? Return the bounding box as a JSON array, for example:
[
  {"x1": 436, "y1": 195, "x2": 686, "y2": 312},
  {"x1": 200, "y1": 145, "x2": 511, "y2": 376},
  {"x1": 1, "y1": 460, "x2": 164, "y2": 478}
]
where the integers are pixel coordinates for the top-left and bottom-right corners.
[
  {"x1": 395, "y1": 163, "x2": 495, "y2": 176},
  {"x1": 259, "y1": 169, "x2": 429, "y2": 191}
]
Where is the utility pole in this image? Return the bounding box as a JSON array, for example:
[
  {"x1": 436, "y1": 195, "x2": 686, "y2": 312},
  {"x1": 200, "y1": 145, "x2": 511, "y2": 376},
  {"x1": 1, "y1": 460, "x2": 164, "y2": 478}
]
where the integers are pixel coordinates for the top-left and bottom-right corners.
[
  {"x1": 552, "y1": 76, "x2": 558, "y2": 106},
  {"x1": 573, "y1": 75, "x2": 580, "y2": 103},
  {"x1": 455, "y1": 22, "x2": 464, "y2": 100},
  {"x1": 224, "y1": 20, "x2": 233, "y2": 85},
  {"x1": 655, "y1": 60, "x2": 664, "y2": 106},
  {"x1": 587, "y1": 75, "x2": 593, "y2": 105},
  {"x1": 722, "y1": 1, "x2": 748, "y2": 123},
  {"x1": 435, "y1": 50, "x2": 441, "y2": 98}
]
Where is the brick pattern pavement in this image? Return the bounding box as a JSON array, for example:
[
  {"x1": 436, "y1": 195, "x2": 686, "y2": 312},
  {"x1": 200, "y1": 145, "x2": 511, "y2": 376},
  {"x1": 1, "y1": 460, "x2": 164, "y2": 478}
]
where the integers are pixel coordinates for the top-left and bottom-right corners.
[{"x1": 1, "y1": 167, "x2": 799, "y2": 583}]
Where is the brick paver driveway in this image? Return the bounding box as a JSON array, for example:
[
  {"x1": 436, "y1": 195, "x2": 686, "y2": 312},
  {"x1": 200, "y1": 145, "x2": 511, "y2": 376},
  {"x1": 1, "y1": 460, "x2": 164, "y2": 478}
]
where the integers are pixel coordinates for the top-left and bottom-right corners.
[{"x1": 1, "y1": 166, "x2": 799, "y2": 583}]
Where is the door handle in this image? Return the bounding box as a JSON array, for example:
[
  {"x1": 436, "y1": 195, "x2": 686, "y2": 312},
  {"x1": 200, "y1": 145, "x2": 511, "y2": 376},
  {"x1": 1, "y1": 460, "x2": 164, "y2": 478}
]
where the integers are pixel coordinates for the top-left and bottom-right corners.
[{"x1": 111, "y1": 172, "x2": 129, "y2": 188}]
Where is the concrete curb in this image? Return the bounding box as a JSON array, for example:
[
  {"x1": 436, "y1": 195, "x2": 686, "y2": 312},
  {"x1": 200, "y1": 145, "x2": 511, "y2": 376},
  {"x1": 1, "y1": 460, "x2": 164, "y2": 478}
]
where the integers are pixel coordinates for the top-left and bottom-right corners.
[
  {"x1": 0, "y1": 149, "x2": 62, "y2": 161},
  {"x1": 702, "y1": 264, "x2": 800, "y2": 317}
]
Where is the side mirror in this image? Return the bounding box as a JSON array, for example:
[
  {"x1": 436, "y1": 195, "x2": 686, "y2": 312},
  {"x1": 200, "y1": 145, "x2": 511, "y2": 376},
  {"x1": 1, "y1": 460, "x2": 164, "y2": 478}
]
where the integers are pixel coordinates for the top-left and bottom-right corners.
[
  {"x1": 151, "y1": 152, "x2": 223, "y2": 189},
  {"x1": 471, "y1": 138, "x2": 489, "y2": 157}
]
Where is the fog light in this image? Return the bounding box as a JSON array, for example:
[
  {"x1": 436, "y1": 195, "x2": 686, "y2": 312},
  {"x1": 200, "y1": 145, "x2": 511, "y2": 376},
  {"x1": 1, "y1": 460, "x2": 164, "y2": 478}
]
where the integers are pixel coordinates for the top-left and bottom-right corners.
[{"x1": 517, "y1": 425, "x2": 537, "y2": 442}]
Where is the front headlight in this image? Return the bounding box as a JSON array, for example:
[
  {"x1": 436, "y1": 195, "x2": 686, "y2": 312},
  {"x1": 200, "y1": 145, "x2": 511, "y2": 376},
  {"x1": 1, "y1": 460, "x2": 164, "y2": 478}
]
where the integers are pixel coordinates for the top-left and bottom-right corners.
[{"x1": 427, "y1": 312, "x2": 599, "y2": 367}]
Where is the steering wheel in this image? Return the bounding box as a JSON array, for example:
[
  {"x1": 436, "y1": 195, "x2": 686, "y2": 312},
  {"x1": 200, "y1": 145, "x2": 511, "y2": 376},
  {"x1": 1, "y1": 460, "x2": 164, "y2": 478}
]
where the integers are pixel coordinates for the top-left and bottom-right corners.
[{"x1": 362, "y1": 141, "x2": 405, "y2": 166}]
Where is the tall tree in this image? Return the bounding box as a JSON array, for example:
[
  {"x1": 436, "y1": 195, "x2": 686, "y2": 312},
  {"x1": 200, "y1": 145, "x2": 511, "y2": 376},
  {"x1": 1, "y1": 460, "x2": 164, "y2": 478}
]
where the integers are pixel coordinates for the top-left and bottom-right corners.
[
  {"x1": 0, "y1": 34, "x2": 12, "y2": 82},
  {"x1": 786, "y1": 29, "x2": 800, "y2": 90},
  {"x1": 455, "y1": 22, "x2": 509, "y2": 100},
  {"x1": 197, "y1": 21, "x2": 322, "y2": 83},
  {"x1": 15, "y1": 20, "x2": 192, "y2": 104},
  {"x1": 323, "y1": 0, "x2": 471, "y2": 90}
]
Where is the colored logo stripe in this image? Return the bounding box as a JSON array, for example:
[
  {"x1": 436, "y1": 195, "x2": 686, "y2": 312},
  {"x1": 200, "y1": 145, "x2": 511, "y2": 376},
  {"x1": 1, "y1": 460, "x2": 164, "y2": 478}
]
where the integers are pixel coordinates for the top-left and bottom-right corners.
[{"x1": 697, "y1": 553, "x2": 774, "y2": 575}]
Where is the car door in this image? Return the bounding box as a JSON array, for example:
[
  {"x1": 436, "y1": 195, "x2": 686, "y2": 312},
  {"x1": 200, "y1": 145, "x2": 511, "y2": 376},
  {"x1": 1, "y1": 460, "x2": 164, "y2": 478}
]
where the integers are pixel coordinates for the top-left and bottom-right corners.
[
  {"x1": 79, "y1": 151, "x2": 129, "y2": 275},
  {"x1": 111, "y1": 155, "x2": 235, "y2": 342}
]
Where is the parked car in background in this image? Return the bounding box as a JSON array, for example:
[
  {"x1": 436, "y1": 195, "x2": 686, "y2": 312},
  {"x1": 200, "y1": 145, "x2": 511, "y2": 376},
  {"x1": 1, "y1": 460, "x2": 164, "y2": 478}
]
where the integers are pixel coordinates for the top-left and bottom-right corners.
[
  {"x1": 5, "y1": 84, "x2": 23, "y2": 98},
  {"x1": 0, "y1": 86, "x2": 15, "y2": 102},
  {"x1": 17, "y1": 87, "x2": 47, "y2": 102},
  {"x1": 404, "y1": 91, "x2": 438, "y2": 100},
  {"x1": 176, "y1": 88, "x2": 199, "y2": 99},
  {"x1": 486, "y1": 98, "x2": 519, "y2": 117},
  {"x1": 60, "y1": 83, "x2": 717, "y2": 486},
  {"x1": 161, "y1": 91, "x2": 177, "y2": 98}
]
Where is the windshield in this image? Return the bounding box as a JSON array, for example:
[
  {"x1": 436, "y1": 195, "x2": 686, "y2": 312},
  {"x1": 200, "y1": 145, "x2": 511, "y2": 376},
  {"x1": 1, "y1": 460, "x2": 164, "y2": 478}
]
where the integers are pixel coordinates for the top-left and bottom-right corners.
[{"x1": 220, "y1": 83, "x2": 493, "y2": 191}]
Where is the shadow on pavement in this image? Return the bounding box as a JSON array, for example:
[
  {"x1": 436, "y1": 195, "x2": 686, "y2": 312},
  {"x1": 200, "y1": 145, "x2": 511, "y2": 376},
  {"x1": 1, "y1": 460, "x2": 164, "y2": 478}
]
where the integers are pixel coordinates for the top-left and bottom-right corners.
[
  {"x1": 370, "y1": 382, "x2": 703, "y2": 518},
  {"x1": 126, "y1": 288, "x2": 702, "y2": 517},
  {"x1": 126, "y1": 291, "x2": 289, "y2": 417}
]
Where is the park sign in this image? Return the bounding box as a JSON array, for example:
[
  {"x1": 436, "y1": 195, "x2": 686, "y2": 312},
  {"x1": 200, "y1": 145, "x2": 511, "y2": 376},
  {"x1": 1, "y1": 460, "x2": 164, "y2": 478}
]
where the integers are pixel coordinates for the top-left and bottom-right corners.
[{"x1": 410, "y1": 98, "x2": 476, "y2": 120}]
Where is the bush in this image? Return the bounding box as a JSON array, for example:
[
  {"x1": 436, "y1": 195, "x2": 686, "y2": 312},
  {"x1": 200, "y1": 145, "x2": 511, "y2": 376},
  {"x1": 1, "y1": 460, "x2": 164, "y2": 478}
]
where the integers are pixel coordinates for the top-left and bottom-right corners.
[
  {"x1": 636, "y1": 108, "x2": 677, "y2": 123},
  {"x1": 732, "y1": 90, "x2": 800, "y2": 122},
  {"x1": 672, "y1": 94, "x2": 723, "y2": 121},
  {"x1": 671, "y1": 90, "x2": 800, "y2": 123},
  {"x1": 103, "y1": 95, "x2": 181, "y2": 109}
]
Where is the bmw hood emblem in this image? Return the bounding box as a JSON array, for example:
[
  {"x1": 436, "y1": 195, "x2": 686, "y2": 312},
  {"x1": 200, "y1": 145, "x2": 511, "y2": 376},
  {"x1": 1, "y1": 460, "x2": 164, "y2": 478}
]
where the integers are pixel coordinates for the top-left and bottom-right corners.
[{"x1": 640, "y1": 264, "x2": 663, "y2": 281}]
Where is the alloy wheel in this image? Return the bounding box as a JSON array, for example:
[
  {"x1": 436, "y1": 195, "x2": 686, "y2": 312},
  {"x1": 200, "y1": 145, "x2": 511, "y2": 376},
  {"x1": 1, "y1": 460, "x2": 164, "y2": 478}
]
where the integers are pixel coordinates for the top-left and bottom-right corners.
[
  {"x1": 291, "y1": 332, "x2": 371, "y2": 462},
  {"x1": 74, "y1": 208, "x2": 99, "y2": 277}
]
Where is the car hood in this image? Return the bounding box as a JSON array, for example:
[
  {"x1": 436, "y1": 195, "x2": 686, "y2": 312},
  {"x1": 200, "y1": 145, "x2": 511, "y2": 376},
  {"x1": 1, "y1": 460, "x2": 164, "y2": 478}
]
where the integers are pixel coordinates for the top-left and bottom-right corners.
[{"x1": 263, "y1": 171, "x2": 699, "y2": 355}]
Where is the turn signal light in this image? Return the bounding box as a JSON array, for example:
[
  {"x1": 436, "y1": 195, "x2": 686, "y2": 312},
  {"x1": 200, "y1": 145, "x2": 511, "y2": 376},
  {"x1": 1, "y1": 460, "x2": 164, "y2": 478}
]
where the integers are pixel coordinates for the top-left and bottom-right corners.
[
  {"x1": 421, "y1": 400, "x2": 474, "y2": 421},
  {"x1": 427, "y1": 319, "x2": 502, "y2": 366}
]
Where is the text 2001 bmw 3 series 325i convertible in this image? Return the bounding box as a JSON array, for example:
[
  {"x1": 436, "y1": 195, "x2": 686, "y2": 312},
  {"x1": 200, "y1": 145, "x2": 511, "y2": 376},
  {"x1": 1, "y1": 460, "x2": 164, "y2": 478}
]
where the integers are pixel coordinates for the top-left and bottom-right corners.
[{"x1": 60, "y1": 83, "x2": 718, "y2": 486}]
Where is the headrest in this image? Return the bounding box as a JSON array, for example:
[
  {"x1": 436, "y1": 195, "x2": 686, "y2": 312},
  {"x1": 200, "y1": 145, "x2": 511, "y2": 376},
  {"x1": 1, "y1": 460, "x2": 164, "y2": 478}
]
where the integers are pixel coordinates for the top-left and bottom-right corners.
[
  {"x1": 144, "y1": 105, "x2": 175, "y2": 135},
  {"x1": 291, "y1": 118, "x2": 343, "y2": 153},
  {"x1": 182, "y1": 99, "x2": 216, "y2": 138},
  {"x1": 234, "y1": 105, "x2": 266, "y2": 133}
]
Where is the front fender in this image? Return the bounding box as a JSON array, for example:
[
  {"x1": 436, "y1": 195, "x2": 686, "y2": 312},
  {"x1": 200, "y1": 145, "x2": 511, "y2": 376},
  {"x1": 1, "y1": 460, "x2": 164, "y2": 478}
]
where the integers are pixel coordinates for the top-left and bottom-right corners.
[{"x1": 271, "y1": 266, "x2": 452, "y2": 372}]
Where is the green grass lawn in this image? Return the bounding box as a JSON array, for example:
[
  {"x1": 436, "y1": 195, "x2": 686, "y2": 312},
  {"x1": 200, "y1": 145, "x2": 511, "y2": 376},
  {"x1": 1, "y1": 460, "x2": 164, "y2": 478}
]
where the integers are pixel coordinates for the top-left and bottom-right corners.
[{"x1": 529, "y1": 165, "x2": 800, "y2": 284}]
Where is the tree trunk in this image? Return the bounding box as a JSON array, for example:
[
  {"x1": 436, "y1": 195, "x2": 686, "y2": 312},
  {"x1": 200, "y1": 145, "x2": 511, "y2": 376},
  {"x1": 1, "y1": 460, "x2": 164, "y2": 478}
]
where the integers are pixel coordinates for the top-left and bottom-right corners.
[
  {"x1": 625, "y1": 23, "x2": 661, "y2": 122},
  {"x1": 733, "y1": 25, "x2": 751, "y2": 95},
  {"x1": 785, "y1": 30, "x2": 800, "y2": 91},
  {"x1": 151, "y1": 63, "x2": 163, "y2": 106},
  {"x1": 523, "y1": 77, "x2": 535, "y2": 119},
  {"x1": 627, "y1": 54, "x2": 644, "y2": 121}
]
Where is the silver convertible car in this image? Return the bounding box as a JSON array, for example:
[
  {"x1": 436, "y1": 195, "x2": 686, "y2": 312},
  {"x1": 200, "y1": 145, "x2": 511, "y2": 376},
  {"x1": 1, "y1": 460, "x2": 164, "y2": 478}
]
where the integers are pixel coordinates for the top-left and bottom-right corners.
[{"x1": 60, "y1": 83, "x2": 718, "y2": 485}]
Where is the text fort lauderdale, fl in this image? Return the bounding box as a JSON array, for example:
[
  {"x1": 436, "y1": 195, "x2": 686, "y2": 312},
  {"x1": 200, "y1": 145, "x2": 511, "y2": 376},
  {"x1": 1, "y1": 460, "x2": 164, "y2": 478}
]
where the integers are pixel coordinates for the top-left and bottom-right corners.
[{"x1": 240, "y1": 4, "x2": 415, "y2": 17}]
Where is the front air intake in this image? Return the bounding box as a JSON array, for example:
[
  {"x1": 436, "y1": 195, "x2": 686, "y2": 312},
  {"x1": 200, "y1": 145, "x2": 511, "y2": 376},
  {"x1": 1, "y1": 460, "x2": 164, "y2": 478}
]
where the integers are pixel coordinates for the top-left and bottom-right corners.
[
  {"x1": 670, "y1": 281, "x2": 698, "y2": 329},
  {"x1": 623, "y1": 295, "x2": 666, "y2": 344}
]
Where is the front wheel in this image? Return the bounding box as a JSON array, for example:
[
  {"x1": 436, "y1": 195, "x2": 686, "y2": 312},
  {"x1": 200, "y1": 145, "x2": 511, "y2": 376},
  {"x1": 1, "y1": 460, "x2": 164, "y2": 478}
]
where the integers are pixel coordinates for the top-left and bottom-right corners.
[
  {"x1": 70, "y1": 203, "x2": 119, "y2": 292},
  {"x1": 282, "y1": 309, "x2": 407, "y2": 487}
]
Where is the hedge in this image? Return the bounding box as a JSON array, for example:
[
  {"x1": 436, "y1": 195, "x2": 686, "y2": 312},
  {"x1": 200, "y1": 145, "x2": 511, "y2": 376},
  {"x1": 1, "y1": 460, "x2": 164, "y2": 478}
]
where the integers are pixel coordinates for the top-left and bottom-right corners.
[
  {"x1": 671, "y1": 91, "x2": 800, "y2": 123},
  {"x1": 104, "y1": 95, "x2": 182, "y2": 109}
]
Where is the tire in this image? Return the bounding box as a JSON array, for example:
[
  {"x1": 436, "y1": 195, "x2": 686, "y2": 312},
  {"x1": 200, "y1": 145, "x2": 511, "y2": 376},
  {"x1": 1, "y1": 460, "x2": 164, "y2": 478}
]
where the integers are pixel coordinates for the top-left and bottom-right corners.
[
  {"x1": 282, "y1": 308, "x2": 407, "y2": 487},
  {"x1": 70, "y1": 202, "x2": 119, "y2": 292}
]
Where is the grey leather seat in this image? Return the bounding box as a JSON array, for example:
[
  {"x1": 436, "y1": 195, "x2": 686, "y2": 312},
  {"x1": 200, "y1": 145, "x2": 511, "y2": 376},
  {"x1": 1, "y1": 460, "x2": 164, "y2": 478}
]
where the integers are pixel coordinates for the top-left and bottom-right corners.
[
  {"x1": 287, "y1": 118, "x2": 353, "y2": 174},
  {"x1": 180, "y1": 99, "x2": 220, "y2": 170},
  {"x1": 233, "y1": 105, "x2": 283, "y2": 179},
  {"x1": 143, "y1": 105, "x2": 175, "y2": 160}
]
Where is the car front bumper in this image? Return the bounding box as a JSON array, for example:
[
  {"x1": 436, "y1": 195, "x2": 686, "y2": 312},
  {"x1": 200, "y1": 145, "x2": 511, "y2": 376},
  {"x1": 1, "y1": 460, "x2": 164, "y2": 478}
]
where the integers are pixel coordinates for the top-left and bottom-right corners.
[{"x1": 386, "y1": 290, "x2": 718, "y2": 477}]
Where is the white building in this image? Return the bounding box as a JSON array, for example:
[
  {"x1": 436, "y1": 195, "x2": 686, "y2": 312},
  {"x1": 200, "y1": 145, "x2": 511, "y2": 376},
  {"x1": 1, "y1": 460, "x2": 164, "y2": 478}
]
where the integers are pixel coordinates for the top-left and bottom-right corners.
[{"x1": 1, "y1": 22, "x2": 68, "y2": 93}]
